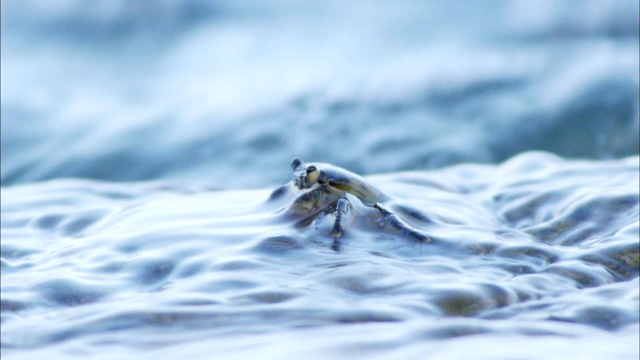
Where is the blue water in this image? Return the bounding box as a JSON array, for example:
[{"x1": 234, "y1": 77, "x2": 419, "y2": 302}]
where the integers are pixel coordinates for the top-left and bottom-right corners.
[{"x1": 1, "y1": 1, "x2": 639, "y2": 359}]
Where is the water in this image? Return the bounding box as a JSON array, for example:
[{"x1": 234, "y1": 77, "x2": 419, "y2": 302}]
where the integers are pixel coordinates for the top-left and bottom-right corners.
[
  {"x1": 1, "y1": 1, "x2": 639, "y2": 359},
  {"x1": 2, "y1": 153, "x2": 638, "y2": 359}
]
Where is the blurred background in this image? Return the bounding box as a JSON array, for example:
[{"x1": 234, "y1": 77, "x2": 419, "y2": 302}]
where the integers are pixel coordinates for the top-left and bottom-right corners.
[{"x1": 2, "y1": 0, "x2": 638, "y2": 189}]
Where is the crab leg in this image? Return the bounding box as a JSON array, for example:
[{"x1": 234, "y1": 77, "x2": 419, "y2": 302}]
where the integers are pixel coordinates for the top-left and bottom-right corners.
[
  {"x1": 330, "y1": 195, "x2": 352, "y2": 238},
  {"x1": 374, "y1": 204, "x2": 431, "y2": 243}
]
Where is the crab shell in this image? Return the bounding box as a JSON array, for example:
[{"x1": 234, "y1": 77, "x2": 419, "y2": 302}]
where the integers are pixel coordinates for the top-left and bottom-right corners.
[{"x1": 291, "y1": 158, "x2": 383, "y2": 207}]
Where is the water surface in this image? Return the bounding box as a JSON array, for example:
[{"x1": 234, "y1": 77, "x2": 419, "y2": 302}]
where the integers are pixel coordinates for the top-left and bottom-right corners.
[{"x1": 2, "y1": 152, "x2": 638, "y2": 359}]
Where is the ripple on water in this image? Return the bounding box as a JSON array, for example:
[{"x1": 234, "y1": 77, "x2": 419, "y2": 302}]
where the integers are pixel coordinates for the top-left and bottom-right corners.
[
  {"x1": 426, "y1": 283, "x2": 519, "y2": 317},
  {"x1": 542, "y1": 261, "x2": 616, "y2": 288},
  {"x1": 557, "y1": 304, "x2": 639, "y2": 331},
  {"x1": 572, "y1": 238, "x2": 640, "y2": 280},
  {"x1": 134, "y1": 258, "x2": 177, "y2": 286},
  {"x1": 524, "y1": 193, "x2": 639, "y2": 246},
  {"x1": 38, "y1": 279, "x2": 108, "y2": 307},
  {"x1": 251, "y1": 235, "x2": 308, "y2": 256}
]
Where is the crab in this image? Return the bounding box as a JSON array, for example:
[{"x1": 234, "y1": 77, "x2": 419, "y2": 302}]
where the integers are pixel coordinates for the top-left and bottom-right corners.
[{"x1": 288, "y1": 158, "x2": 431, "y2": 243}]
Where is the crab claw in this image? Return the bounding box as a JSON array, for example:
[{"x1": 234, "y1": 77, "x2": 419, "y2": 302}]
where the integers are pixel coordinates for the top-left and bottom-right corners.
[{"x1": 294, "y1": 175, "x2": 306, "y2": 189}]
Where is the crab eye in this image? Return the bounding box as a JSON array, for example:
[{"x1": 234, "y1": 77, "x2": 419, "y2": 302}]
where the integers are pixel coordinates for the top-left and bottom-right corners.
[
  {"x1": 305, "y1": 165, "x2": 320, "y2": 184},
  {"x1": 291, "y1": 158, "x2": 303, "y2": 171}
]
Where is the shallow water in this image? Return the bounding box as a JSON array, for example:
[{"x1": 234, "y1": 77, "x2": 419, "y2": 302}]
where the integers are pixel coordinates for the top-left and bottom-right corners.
[{"x1": 2, "y1": 152, "x2": 638, "y2": 359}]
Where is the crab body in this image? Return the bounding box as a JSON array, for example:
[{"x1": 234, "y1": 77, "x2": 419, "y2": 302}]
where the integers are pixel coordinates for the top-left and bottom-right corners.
[
  {"x1": 289, "y1": 158, "x2": 430, "y2": 243},
  {"x1": 292, "y1": 158, "x2": 382, "y2": 206}
]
